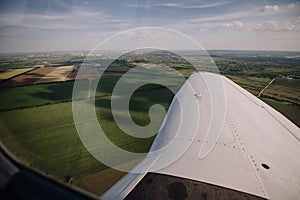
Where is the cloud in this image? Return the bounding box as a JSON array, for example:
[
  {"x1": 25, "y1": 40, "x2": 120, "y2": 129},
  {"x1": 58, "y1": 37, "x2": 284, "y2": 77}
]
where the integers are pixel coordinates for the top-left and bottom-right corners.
[
  {"x1": 128, "y1": 1, "x2": 233, "y2": 9},
  {"x1": 214, "y1": 19, "x2": 300, "y2": 32},
  {"x1": 246, "y1": 23, "x2": 262, "y2": 31},
  {"x1": 153, "y1": 3, "x2": 181, "y2": 8},
  {"x1": 189, "y1": 12, "x2": 250, "y2": 24},
  {"x1": 123, "y1": 29, "x2": 170, "y2": 40},
  {"x1": 0, "y1": 8, "x2": 128, "y2": 31},
  {"x1": 197, "y1": 16, "x2": 300, "y2": 32},
  {"x1": 260, "y1": 3, "x2": 300, "y2": 14},
  {"x1": 261, "y1": 5, "x2": 280, "y2": 13},
  {"x1": 249, "y1": 17, "x2": 300, "y2": 31},
  {"x1": 286, "y1": 2, "x2": 300, "y2": 10},
  {"x1": 214, "y1": 21, "x2": 245, "y2": 29},
  {"x1": 189, "y1": 2, "x2": 300, "y2": 25},
  {"x1": 1, "y1": 0, "x2": 300, "y2": 53}
]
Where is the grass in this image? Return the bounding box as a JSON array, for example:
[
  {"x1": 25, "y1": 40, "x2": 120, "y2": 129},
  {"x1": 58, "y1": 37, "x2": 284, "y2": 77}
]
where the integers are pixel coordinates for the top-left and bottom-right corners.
[
  {"x1": 0, "y1": 87, "x2": 174, "y2": 181},
  {"x1": 227, "y1": 75, "x2": 300, "y2": 126},
  {"x1": 0, "y1": 102, "x2": 98, "y2": 179},
  {"x1": 0, "y1": 81, "x2": 74, "y2": 111},
  {"x1": 0, "y1": 77, "x2": 117, "y2": 111},
  {"x1": 0, "y1": 63, "x2": 299, "y2": 196},
  {"x1": 225, "y1": 75, "x2": 271, "y2": 95},
  {"x1": 0, "y1": 74, "x2": 178, "y2": 195},
  {"x1": 273, "y1": 77, "x2": 300, "y2": 89},
  {"x1": 262, "y1": 84, "x2": 300, "y2": 105},
  {"x1": 261, "y1": 98, "x2": 300, "y2": 127}
]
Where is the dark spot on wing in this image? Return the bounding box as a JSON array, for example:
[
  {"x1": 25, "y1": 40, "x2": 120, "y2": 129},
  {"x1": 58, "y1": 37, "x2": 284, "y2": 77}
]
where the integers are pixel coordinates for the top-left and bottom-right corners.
[
  {"x1": 167, "y1": 182, "x2": 187, "y2": 200},
  {"x1": 125, "y1": 173, "x2": 266, "y2": 200},
  {"x1": 201, "y1": 192, "x2": 208, "y2": 200},
  {"x1": 261, "y1": 163, "x2": 270, "y2": 170},
  {"x1": 145, "y1": 178, "x2": 152, "y2": 185}
]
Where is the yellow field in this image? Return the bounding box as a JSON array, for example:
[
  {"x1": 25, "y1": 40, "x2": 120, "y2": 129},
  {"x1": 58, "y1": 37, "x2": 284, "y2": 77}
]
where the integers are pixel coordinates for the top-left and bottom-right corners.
[
  {"x1": 0, "y1": 68, "x2": 34, "y2": 80},
  {"x1": 76, "y1": 168, "x2": 126, "y2": 196},
  {"x1": 35, "y1": 65, "x2": 75, "y2": 84}
]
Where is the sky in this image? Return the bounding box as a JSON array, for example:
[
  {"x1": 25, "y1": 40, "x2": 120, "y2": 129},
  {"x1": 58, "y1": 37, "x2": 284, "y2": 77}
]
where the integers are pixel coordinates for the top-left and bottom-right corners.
[{"x1": 0, "y1": 0, "x2": 300, "y2": 53}]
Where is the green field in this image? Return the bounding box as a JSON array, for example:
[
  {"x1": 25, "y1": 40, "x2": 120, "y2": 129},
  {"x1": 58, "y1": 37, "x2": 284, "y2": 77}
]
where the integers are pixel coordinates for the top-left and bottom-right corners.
[
  {"x1": 0, "y1": 51, "x2": 299, "y2": 196},
  {"x1": 0, "y1": 81, "x2": 74, "y2": 111},
  {"x1": 262, "y1": 78, "x2": 300, "y2": 104},
  {"x1": 226, "y1": 75, "x2": 300, "y2": 127},
  {"x1": 225, "y1": 75, "x2": 272, "y2": 95},
  {"x1": 261, "y1": 98, "x2": 300, "y2": 127},
  {"x1": 0, "y1": 75, "x2": 180, "y2": 194},
  {"x1": 1, "y1": 72, "x2": 298, "y2": 194}
]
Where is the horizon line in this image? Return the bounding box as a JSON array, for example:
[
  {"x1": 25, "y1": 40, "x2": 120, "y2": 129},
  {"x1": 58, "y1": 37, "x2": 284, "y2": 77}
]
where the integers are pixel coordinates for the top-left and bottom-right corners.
[{"x1": 1, "y1": 48, "x2": 300, "y2": 56}]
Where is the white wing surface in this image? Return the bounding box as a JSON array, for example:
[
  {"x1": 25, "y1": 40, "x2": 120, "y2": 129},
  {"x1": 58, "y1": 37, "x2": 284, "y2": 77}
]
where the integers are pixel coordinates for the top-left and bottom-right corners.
[{"x1": 102, "y1": 72, "x2": 300, "y2": 200}]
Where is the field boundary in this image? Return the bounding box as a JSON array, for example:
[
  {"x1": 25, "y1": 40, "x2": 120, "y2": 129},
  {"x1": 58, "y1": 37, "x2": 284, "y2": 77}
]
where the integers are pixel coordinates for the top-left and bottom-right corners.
[{"x1": 257, "y1": 78, "x2": 275, "y2": 97}]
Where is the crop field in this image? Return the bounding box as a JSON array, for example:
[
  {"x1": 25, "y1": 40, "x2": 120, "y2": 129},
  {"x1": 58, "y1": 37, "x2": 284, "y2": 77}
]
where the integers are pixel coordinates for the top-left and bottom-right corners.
[
  {"x1": 272, "y1": 78, "x2": 300, "y2": 89},
  {"x1": 1, "y1": 67, "x2": 56, "y2": 87},
  {"x1": 66, "y1": 69, "x2": 127, "y2": 81},
  {"x1": 261, "y1": 78, "x2": 300, "y2": 126},
  {"x1": 261, "y1": 98, "x2": 300, "y2": 127},
  {"x1": 226, "y1": 75, "x2": 300, "y2": 127},
  {"x1": 0, "y1": 68, "x2": 34, "y2": 80},
  {"x1": 35, "y1": 65, "x2": 75, "y2": 84},
  {"x1": 0, "y1": 74, "x2": 177, "y2": 195},
  {"x1": 224, "y1": 75, "x2": 272, "y2": 96},
  {"x1": 262, "y1": 81, "x2": 300, "y2": 104},
  {"x1": 0, "y1": 81, "x2": 74, "y2": 111},
  {"x1": 0, "y1": 51, "x2": 299, "y2": 196},
  {"x1": 76, "y1": 168, "x2": 126, "y2": 195}
]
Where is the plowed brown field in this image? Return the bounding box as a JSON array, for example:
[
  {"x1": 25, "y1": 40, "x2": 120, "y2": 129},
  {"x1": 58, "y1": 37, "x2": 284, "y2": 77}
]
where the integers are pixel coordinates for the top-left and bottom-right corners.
[{"x1": 1, "y1": 67, "x2": 56, "y2": 87}]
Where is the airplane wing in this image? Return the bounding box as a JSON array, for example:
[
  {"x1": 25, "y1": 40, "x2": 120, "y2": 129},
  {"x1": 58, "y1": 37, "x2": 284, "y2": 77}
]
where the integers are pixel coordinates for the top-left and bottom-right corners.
[{"x1": 102, "y1": 72, "x2": 300, "y2": 200}]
